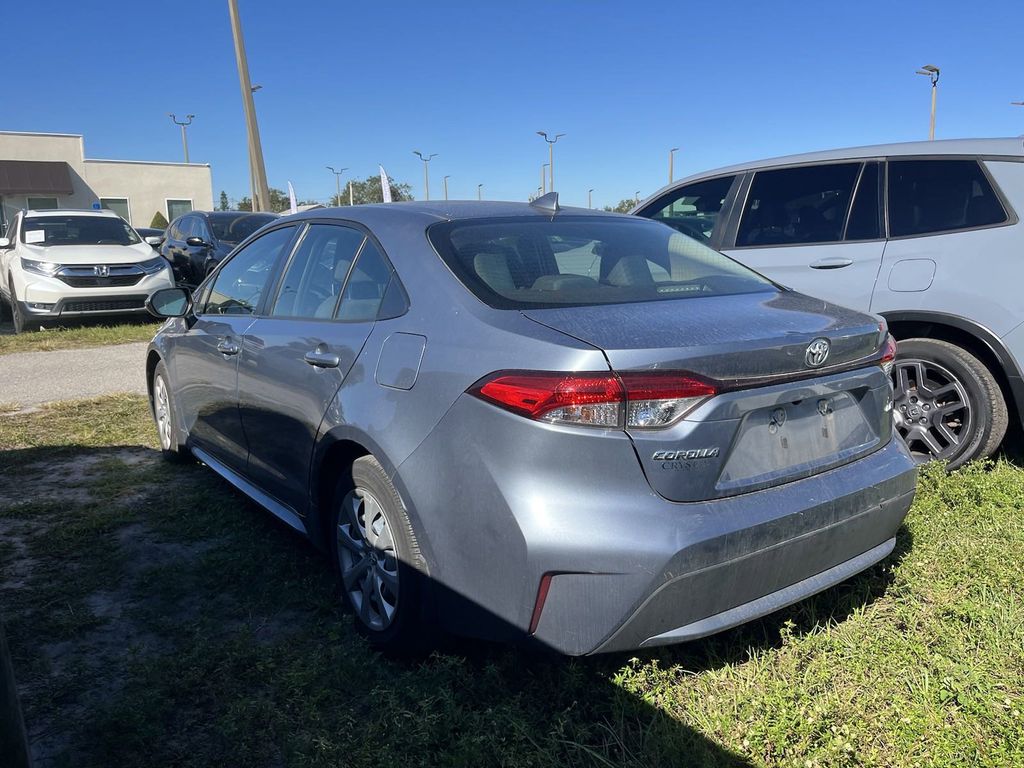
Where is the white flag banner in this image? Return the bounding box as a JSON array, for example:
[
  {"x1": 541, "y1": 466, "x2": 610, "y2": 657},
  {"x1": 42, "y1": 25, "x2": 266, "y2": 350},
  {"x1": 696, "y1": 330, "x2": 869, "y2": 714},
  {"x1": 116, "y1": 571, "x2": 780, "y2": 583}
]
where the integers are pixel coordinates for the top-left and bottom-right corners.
[
  {"x1": 379, "y1": 165, "x2": 392, "y2": 203},
  {"x1": 286, "y1": 181, "x2": 298, "y2": 214}
]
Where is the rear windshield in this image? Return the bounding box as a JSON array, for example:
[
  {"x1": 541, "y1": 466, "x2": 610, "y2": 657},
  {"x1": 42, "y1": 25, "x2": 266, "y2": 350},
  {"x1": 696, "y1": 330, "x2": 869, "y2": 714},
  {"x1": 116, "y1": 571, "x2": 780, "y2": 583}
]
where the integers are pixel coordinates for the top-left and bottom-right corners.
[
  {"x1": 21, "y1": 215, "x2": 140, "y2": 247},
  {"x1": 428, "y1": 215, "x2": 774, "y2": 309},
  {"x1": 210, "y1": 213, "x2": 277, "y2": 244}
]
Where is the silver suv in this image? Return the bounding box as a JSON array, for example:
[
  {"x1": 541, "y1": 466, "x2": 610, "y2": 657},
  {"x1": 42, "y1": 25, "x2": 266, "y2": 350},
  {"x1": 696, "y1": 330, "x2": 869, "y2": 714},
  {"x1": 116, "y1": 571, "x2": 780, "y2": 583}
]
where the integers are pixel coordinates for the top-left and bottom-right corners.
[{"x1": 635, "y1": 138, "x2": 1024, "y2": 468}]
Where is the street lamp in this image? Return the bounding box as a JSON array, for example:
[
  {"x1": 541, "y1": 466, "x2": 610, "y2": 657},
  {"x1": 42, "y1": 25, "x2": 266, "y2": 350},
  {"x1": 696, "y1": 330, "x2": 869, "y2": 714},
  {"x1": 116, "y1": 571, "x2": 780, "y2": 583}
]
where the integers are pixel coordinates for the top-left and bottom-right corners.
[
  {"x1": 588, "y1": 188, "x2": 594, "y2": 209},
  {"x1": 477, "y1": 183, "x2": 483, "y2": 201},
  {"x1": 669, "y1": 147, "x2": 679, "y2": 184},
  {"x1": 541, "y1": 163, "x2": 549, "y2": 195},
  {"x1": 915, "y1": 64, "x2": 940, "y2": 140},
  {"x1": 443, "y1": 175, "x2": 451, "y2": 201},
  {"x1": 326, "y1": 166, "x2": 347, "y2": 207},
  {"x1": 168, "y1": 113, "x2": 195, "y2": 163},
  {"x1": 536, "y1": 131, "x2": 566, "y2": 191},
  {"x1": 413, "y1": 151, "x2": 438, "y2": 201},
  {"x1": 635, "y1": 190, "x2": 641, "y2": 206}
]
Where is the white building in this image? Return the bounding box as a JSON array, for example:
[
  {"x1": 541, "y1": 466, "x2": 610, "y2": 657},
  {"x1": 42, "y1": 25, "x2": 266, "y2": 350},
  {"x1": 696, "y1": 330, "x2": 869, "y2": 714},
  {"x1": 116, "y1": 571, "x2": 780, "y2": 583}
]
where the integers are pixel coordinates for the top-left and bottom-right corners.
[{"x1": 0, "y1": 130, "x2": 213, "y2": 234}]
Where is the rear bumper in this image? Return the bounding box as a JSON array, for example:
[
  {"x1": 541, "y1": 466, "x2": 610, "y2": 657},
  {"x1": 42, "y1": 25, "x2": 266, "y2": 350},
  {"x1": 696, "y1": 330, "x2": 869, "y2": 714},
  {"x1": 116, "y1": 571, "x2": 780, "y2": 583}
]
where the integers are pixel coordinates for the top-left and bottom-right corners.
[{"x1": 396, "y1": 395, "x2": 918, "y2": 656}]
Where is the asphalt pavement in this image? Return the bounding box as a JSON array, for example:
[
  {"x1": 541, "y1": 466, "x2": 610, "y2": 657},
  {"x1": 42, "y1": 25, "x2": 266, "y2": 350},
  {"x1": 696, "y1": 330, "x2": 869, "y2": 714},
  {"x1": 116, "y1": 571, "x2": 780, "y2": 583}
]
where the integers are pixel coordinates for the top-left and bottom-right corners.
[{"x1": 0, "y1": 342, "x2": 148, "y2": 408}]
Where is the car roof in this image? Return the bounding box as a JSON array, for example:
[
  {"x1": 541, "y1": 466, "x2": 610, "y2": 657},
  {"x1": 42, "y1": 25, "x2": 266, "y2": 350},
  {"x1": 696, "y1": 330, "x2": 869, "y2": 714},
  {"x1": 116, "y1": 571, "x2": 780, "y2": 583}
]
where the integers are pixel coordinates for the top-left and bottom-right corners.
[
  {"x1": 280, "y1": 199, "x2": 626, "y2": 229},
  {"x1": 201, "y1": 210, "x2": 280, "y2": 219},
  {"x1": 639, "y1": 136, "x2": 1024, "y2": 206},
  {"x1": 24, "y1": 208, "x2": 121, "y2": 218}
]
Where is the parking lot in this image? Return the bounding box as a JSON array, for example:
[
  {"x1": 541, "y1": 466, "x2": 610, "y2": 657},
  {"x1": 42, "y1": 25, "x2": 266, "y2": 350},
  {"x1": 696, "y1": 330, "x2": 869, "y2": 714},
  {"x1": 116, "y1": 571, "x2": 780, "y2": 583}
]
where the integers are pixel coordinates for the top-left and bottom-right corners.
[{"x1": 1, "y1": 323, "x2": 1022, "y2": 766}]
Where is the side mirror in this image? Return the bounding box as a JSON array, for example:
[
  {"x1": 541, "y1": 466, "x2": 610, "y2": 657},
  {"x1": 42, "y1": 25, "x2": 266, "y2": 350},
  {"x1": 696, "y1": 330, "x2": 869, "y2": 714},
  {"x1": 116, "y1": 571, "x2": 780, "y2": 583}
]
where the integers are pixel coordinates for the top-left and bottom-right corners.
[
  {"x1": 145, "y1": 235, "x2": 163, "y2": 246},
  {"x1": 0, "y1": 237, "x2": 11, "y2": 249},
  {"x1": 146, "y1": 287, "x2": 192, "y2": 319},
  {"x1": 185, "y1": 236, "x2": 209, "y2": 248}
]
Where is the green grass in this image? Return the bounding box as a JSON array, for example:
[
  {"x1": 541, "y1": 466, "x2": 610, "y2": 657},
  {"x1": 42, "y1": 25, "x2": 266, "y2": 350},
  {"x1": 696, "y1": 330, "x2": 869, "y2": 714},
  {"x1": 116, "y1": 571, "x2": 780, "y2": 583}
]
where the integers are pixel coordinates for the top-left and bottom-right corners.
[
  {"x1": 0, "y1": 318, "x2": 160, "y2": 355},
  {"x1": 1, "y1": 396, "x2": 1022, "y2": 766}
]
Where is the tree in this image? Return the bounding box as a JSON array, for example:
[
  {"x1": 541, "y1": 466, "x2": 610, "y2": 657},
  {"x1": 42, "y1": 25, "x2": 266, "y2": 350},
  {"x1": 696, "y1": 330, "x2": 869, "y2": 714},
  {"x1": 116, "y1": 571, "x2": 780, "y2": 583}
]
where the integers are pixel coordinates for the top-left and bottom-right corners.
[
  {"x1": 150, "y1": 211, "x2": 169, "y2": 229},
  {"x1": 235, "y1": 187, "x2": 321, "y2": 213},
  {"x1": 329, "y1": 175, "x2": 414, "y2": 206},
  {"x1": 218, "y1": 191, "x2": 230, "y2": 211},
  {"x1": 603, "y1": 199, "x2": 639, "y2": 214}
]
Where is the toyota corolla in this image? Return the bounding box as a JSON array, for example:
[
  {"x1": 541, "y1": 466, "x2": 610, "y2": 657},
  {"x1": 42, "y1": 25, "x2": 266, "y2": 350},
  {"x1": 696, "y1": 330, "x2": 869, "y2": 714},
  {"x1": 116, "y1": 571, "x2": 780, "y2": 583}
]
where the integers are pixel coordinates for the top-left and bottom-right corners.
[{"x1": 144, "y1": 196, "x2": 917, "y2": 655}]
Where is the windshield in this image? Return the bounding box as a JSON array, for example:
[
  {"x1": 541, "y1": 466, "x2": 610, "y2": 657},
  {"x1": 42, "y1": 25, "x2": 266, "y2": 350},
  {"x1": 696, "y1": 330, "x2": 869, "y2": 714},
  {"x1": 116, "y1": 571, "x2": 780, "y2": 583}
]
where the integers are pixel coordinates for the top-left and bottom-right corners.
[
  {"x1": 428, "y1": 215, "x2": 775, "y2": 309},
  {"x1": 20, "y1": 215, "x2": 141, "y2": 247},
  {"x1": 209, "y1": 213, "x2": 277, "y2": 244}
]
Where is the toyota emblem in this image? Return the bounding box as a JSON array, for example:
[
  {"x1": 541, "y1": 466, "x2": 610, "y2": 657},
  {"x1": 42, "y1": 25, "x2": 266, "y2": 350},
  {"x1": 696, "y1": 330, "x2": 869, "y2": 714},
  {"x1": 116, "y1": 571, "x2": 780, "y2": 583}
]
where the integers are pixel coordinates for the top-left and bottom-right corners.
[{"x1": 805, "y1": 338, "x2": 831, "y2": 368}]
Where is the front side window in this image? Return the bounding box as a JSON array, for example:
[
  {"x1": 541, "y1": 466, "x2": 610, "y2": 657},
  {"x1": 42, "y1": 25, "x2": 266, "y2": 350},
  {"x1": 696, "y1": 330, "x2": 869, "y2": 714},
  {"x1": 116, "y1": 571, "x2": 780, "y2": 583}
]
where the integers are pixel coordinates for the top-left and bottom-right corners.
[
  {"x1": 887, "y1": 159, "x2": 1008, "y2": 238},
  {"x1": 271, "y1": 224, "x2": 365, "y2": 319},
  {"x1": 203, "y1": 226, "x2": 295, "y2": 315},
  {"x1": 429, "y1": 216, "x2": 773, "y2": 310},
  {"x1": 20, "y1": 215, "x2": 141, "y2": 246},
  {"x1": 737, "y1": 163, "x2": 861, "y2": 247},
  {"x1": 642, "y1": 175, "x2": 735, "y2": 242}
]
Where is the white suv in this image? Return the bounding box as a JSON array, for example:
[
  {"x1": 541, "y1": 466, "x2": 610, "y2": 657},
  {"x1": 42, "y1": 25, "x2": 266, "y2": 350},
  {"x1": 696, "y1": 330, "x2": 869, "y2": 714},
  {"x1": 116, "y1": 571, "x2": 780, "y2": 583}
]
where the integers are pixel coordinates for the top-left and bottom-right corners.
[{"x1": 0, "y1": 209, "x2": 175, "y2": 333}]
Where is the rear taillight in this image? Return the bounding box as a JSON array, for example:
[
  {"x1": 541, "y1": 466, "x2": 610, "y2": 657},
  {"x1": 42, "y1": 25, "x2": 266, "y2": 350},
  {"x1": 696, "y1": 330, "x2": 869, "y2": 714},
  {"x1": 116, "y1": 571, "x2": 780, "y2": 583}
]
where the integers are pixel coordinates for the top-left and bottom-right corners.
[
  {"x1": 469, "y1": 371, "x2": 718, "y2": 429},
  {"x1": 880, "y1": 334, "x2": 897, "y2": 375}
]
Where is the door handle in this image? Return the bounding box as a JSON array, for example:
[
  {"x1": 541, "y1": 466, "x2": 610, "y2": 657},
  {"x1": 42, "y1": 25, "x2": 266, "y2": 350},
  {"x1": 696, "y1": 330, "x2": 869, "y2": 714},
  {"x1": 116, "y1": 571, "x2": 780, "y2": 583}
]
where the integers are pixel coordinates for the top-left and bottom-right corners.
[
  {"x1": 216, "y1": 338, "x2": 241, "y2": 356},
  {"x1": 810, "y1": 258, "x2": 853, "y2": 269},
  {"x1": 304, "y1": 348, "x2": 341, "y2": 369}
]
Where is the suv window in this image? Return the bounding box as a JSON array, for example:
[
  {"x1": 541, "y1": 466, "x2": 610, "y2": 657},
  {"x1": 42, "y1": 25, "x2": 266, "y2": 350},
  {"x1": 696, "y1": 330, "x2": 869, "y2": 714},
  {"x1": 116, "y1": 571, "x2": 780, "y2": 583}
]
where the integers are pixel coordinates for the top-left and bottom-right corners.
[
  {"x1": 736, "y1": 163, "x2": 861, "y2": 247},
  {"x1": 271, "y1": 224, "x2": 365, "y2": 319},
  {"x1": 203, "y1": 226, "x2": 295, "y2": 315},
  {"x1": 845, "y1": 162, "x2": 881, "y2": 241},
  {"x1": 337, "y1": 239, "x2": 393, "y2": 321},
  {"x1": 887, "y1": 159, "x2": 1008, "y2": 238},
  {"x1": 643, "y1": 175, "x2": 735, "y2": 242}
]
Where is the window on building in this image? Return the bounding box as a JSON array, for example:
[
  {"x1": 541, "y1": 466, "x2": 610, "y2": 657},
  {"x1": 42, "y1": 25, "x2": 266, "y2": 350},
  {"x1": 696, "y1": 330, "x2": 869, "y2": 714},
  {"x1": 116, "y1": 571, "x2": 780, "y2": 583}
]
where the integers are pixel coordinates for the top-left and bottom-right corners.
[
  {"x1": 27, "y1": 196, "x2": 59, "y2": 211},
  {"x1": 887, "y1": 159, "x2": 1008, "y2": 238},
  {"x1": 167, "y1": 199, "x2": 193, "y2": 222},
  {"x1": 100, "y1": 197, "x2": 131, "y2": 224},
  {"x1": 736, "y1": 163, "x2": 861, "y2": 247}
]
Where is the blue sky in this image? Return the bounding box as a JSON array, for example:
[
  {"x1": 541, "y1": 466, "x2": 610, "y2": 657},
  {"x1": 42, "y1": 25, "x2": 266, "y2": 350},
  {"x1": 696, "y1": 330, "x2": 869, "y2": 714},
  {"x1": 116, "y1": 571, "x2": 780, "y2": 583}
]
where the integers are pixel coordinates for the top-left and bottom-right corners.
[{"x1": 5, "y1": 1, "x2": 1023, "y2": 208}]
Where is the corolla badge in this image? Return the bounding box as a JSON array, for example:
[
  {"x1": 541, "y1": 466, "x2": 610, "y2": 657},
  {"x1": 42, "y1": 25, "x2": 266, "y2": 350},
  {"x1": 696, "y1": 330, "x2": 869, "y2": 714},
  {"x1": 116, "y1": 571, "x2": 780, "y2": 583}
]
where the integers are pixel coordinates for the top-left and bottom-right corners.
[{"x1": 804, "y1": 337, "x2": 831, "y2": 368}]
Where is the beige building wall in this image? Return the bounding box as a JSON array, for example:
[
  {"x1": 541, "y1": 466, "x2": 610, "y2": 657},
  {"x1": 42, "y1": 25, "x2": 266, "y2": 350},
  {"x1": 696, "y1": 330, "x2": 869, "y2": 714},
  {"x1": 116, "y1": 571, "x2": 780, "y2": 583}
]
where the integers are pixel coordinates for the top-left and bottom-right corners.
[{"x1": 0, "y1": 131, "x2": 212, "y2": 230}]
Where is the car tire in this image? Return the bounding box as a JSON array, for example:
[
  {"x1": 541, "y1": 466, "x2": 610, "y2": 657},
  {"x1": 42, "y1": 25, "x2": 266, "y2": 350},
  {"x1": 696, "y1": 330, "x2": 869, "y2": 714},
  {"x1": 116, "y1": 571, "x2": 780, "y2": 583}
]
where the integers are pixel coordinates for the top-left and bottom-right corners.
[
  {"x1": 151, "y1": 360, "x2": 191, "y2": 463},
  {"x1": 7, "y1": 277, "x2": 29, "y2": 334},
  {"x1": 892, "y1": 338, "x2": 1007, "y2": 469},
  {"x1": 329, "y1": 455, "x2": 427, "y2": 652}
]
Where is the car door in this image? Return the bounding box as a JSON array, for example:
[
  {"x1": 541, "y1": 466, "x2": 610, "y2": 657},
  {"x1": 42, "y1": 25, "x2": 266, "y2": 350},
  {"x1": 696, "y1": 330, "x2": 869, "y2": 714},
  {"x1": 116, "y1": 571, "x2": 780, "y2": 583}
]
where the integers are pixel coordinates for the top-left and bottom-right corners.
[
  {"x1": 171, "y1": 224, "x2": 299, "y2": 472},
  {"x1": 720, "y1": 161, "x2": 885, "y2": 312},
  {"x1": 237, "y1": 223, "x2": 398, "y2": 513}
]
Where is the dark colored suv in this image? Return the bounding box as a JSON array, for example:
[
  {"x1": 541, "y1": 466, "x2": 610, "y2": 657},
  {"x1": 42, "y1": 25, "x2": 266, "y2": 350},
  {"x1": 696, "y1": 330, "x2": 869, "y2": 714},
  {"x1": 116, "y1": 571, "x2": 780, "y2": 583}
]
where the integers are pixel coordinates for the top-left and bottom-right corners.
[{"x1": 161, "y1": 210, "x2": 278, "y2": 286}]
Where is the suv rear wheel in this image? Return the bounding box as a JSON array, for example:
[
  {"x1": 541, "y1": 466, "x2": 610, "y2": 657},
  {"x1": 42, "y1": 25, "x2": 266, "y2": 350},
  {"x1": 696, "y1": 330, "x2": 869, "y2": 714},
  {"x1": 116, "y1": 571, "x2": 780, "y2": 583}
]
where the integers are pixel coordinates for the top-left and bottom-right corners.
[{"x1": 892, "y1": 338, "x2": 1007, "y2": 469}]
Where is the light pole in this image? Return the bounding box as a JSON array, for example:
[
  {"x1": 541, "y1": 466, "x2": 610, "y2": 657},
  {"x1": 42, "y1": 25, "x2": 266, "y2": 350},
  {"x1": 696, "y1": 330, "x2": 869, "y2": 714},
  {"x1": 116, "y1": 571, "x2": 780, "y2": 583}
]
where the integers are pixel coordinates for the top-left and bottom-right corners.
[
  {"x1": 669, "y1": 147, "x2": 679, "y2": 184},
  {"x1": 477, "y1": 183, "x2": 483, "y2": 201},
  {"x1": 413, "y1": 151, "x2": 438, "y2": 201},
  {"x1": 915, "y1": 64, "x2": 940, "y2": 140},
  {"x1": 168, "y1": 114, "x2": 195, "y2": 164},
  {"x1": 326, "y1": 166, "x2": 347, "y2": 207},
  {"x1": 537, "y1": 131, "x2": 566, "y2": 191},
  {"x1": 541, "y1": 163, "x2": 549, "y2": 195},
  {"x1": 588, "y1": 188, "x2": 594, "y2": 209},
  {"x1": 228, "y1": 0, "x2": 270, "y2": 211},
  {"x1": 443, "y1": 175, "x2": 450, "y2": 201},
  {"x1": 635, "y1": 191, "x2": 641, "y2": 206}
]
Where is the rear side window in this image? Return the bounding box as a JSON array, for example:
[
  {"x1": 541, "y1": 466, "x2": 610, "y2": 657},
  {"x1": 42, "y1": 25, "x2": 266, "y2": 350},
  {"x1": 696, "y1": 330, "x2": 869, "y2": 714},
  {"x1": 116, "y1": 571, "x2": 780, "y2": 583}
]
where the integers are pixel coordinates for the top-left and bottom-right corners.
[
  {"x1": 887, "y1": 159, "x2": 1008, "y2": 238},
  {"x1": 641, "y1": 175, "x2": 735, "y2": 242},
  {"x1": 429, "y1": 216, "x2": 773, "y2": 310},
  {"x1": 337, "y1": 240, "x2": 393, "y2": 322},
  {"x1": 737, "y1": 163, "x2": 861, "y2": 246},
  {"x1": 271, "y1": 224, "x2": 364, "y2": 319},
  {"x1": 845, "y1": 162, "x2": 882, "y2": 241}
]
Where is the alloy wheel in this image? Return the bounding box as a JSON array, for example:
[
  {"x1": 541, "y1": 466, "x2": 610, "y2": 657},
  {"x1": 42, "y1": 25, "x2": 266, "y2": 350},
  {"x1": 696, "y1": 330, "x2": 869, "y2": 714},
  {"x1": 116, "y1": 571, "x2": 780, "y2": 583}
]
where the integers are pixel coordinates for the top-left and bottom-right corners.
[
  {"x1": 892, "y1": 357, "x2": 972, "y2": 462},
  {"x1": 336, "y1": 487, "x2": 400, "y2": 631},
  {"x1": 154, "y1": 374, "x2": 173, "y2": 451}
]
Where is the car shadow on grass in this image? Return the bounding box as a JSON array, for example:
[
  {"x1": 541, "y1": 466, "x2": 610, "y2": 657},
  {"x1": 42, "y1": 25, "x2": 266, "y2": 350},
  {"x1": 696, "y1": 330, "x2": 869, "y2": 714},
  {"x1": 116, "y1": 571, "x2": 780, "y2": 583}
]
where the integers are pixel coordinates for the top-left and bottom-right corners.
[{"x1": 0, "y1": 441, "x2": 911, "y2": 767}]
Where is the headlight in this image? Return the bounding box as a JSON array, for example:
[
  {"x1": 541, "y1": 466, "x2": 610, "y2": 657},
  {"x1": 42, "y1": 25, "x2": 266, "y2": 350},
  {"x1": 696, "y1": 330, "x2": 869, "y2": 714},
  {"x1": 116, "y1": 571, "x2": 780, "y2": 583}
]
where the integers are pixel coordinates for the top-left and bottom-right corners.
[
  {"x1": 138, "y1": 256, "x2": 169, "y2": 274},
  {"x1": 20, "y1": 257, "x2": 61, "y2": 276}
]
